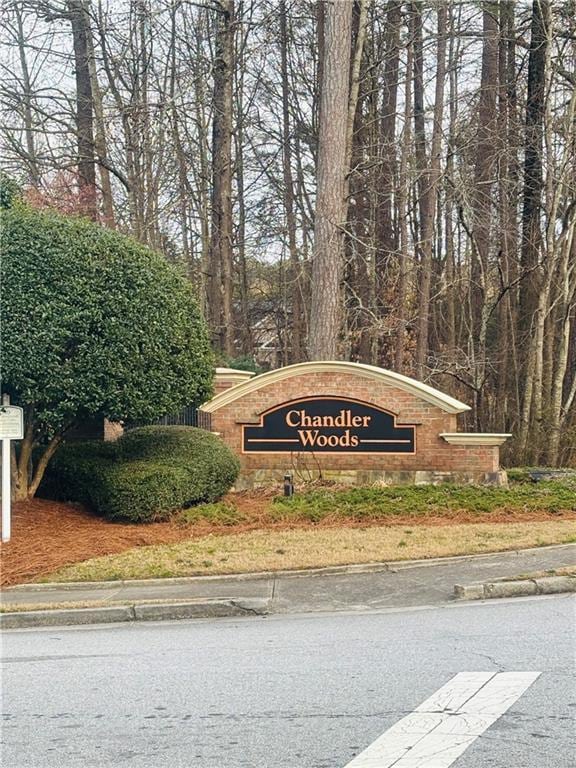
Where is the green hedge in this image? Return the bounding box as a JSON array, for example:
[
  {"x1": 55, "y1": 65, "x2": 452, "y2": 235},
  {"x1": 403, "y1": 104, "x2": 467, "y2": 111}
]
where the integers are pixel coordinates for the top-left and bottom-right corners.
[
  {"x1": 44, "y1": 427, "x2": 239, "y2": 522},
  {"x1": 40, "y1": 441, "x2": 115, "y2": 505}
]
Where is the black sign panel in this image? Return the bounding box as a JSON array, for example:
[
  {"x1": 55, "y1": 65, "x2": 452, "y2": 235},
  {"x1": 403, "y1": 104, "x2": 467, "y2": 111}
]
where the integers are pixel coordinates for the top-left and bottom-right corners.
[{"x1": 242, "y1": 396, "x2": 416, "y2": 454}]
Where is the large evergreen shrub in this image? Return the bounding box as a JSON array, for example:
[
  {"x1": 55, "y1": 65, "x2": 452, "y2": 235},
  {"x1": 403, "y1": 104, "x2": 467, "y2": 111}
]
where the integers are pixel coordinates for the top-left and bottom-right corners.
[
  {"x1": 45, "y1": 427, "x2": 240, "y2": 522},
  {"x1": 1, "y1": 205, "x2": 214, "y2": 499}
]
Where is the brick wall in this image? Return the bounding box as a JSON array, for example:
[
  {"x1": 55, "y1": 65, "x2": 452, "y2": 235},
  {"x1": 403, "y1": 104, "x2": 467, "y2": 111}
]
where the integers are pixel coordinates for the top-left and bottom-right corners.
[{"x1": 209, "y1": 371, "x2": 501, "y2": 487}]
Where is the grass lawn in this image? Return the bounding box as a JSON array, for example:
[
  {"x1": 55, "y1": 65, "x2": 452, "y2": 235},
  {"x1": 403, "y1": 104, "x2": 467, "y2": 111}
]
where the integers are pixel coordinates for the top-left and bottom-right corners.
[{"x1": 42, "y1": 520, "x2": 576, "y2": 583}]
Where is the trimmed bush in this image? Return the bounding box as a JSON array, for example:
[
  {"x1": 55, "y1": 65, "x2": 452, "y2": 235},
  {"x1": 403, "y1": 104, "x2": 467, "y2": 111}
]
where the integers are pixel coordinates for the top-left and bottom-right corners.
[
  {"x1": 41, "y1": 441, "x2": 115, "y2": 504},
  {"x1": 44, "y1": 427, "x2": 240, "y2": 522},
  {"x1": 91, "y1": 461, "x2": 197, "y2": 523},
  {"x1": 117, "y1": 426, "x2": 240, "y2": 503}
]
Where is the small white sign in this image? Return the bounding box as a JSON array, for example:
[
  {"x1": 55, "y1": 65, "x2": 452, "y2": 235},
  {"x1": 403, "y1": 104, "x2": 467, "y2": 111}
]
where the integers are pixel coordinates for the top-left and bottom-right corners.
[{"x1": 0, "y1": 405, "x2": 24, "y2": 440}]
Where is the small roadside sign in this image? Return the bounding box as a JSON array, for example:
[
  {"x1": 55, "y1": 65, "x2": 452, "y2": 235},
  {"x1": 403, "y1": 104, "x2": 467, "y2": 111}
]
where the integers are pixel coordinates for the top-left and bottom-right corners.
[
  {"x1": 1, "y1": 397, "x2": 23, "y2": 542},
  {"x1": 0, "y1": 405, "x2": 24, "y2": 440}
]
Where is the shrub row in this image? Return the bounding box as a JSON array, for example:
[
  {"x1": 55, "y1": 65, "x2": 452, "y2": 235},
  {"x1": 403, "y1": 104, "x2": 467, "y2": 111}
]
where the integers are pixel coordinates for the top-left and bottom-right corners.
[
  {"x1": 44, "y1": 426, "x2": 239, "y2": 523},
  {"x1": 269, "y1": 480, "x2": 576, "y2": 521}
]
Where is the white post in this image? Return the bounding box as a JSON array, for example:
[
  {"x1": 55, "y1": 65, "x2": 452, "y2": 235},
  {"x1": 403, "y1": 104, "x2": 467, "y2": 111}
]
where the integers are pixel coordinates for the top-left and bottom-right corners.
[{"x1": 2, "y1": 393, "x2": 11, "y2": 543}]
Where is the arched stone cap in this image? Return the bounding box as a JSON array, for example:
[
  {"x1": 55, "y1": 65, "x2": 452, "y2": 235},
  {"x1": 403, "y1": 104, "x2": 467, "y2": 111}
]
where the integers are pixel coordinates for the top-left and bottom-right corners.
[{"x1": 201, "y1": 361, "x2": 471, "y2": 414}]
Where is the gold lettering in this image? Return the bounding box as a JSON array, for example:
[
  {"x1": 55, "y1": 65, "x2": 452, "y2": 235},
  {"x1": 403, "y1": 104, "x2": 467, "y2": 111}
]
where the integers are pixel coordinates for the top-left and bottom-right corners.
[
  {"x1": 286, "y1": 410, "x2": 301, "y2": 427},
  {"x1": 289, "y1": 406, "x2": 371, "y2": 443},
  {"x1": 297, "y1": 429, "x2": 362, "y2": 449},
  {"x1": 298, "y1": 429, "x2": 319, "y2": 446}
]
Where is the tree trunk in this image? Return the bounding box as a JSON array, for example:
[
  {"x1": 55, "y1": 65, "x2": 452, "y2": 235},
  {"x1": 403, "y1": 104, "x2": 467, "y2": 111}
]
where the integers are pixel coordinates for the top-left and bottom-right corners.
[
  {"x1": 343, "y1": 0, "x2": 370, "y2": 363},
  {"x1": 11, "y1": 408, "x2": 66, "y2": 501},
  {"x1": 234, "y1": 7, "x2": 252, "y2": 358},
  {"x1": 280, "y1": 0, "x2": 304, "y2": 362},
  {"x1": 496, "y1": 0, "x2": 519, "y2": 429},
  {"x1": 308, "y1": 0, "x2": 353, "y2": 360},
  {"x1": 209, "y1": 0, "x2": 235, "y2": 356},
  {"x1": 14, "y1": 4, "x2": 40, "y2": 187},
  {"x1": 68, "y1": 0, "x2": 97, "y2": 220},
  {"x1": 413, "y1": 2, "x2": 447, "y2": 378},
  {"x1": 394, "y1": 28, "x2": 413, "y2": 373},
  {"x1": 376, "y1": 1, "x2": 401, "y2": 308},
  {"x1": 442, "y1": 2, "x2": 461, "y2": 366},
  {"x1": 469, "y1": 3, "x2": 499, "y2": 426},
  {"x1": 85, "y1": 10, "x2": 114, "y2": 227},
  {"x1": 519, "y1": 0, "x2": 550, "y2": 337},
  {"x1": 194, "y1": 51, "x2": 212, "y2": 322},
  {"x1": 344, "y1": 0, "x2": 369, "y2": 201},
  {"x1": 547, "y1": 94, "x2": 576, "y2": 465}
]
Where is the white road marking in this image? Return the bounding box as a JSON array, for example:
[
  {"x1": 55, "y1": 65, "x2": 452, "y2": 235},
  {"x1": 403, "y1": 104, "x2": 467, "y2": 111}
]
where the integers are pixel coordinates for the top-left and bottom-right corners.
[{"x1": 343, "y1": 671, "x2": 540, "y2": 768}]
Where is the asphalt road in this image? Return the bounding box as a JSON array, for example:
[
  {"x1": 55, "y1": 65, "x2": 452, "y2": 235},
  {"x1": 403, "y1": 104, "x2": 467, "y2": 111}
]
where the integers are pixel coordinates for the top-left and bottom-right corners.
[{"x1": 2, "y1": 595, "x2": 575, "y2": 768}]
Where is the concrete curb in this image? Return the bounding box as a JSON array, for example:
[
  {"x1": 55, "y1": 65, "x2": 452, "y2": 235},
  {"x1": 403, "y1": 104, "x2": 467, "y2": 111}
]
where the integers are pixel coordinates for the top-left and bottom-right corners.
[
  {"x1": 0, "y1": 598, "x2": 271, "y2": 630},
  {"x1": 5, "y1": 542, "x2": 575, "y2": 595},
  {"x1": 454, "y1": 575, "x2": 576, "y2": 601}
]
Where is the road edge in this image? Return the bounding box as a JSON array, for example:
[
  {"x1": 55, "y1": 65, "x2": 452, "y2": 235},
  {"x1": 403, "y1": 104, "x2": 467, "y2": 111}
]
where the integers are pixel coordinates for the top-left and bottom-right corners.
[
  {"x1": 0, "y1": 598, "x2": 271, "y2": 630},
  {"x1": 454, "y1": 575, "x2": 576, "y2": 601}
]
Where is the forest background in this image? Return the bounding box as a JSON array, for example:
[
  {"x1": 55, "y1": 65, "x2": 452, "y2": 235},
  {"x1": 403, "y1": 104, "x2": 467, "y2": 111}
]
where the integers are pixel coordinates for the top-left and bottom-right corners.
[{"x1": 1, "y1": 0, "x2": 575, "y2": 467}]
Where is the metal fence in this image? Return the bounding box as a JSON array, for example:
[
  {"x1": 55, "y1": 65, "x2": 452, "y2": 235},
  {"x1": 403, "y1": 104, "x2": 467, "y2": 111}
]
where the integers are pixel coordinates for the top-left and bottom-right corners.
[{"x1": 124, "y1": 407, "x2": 212, "y2": 432}]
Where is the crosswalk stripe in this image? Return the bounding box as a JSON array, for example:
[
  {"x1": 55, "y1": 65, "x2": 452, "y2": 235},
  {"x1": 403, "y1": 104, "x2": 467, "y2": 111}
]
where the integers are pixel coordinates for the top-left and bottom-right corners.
[{"x1": 343, "y1": 671, "x2": 541, "y2": 768}]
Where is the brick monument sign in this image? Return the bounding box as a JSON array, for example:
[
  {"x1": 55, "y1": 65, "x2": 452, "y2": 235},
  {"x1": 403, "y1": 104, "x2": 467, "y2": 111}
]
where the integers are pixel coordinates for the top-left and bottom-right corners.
[{"x1": 201, "y1": 362, "x2": 511, "y2": 489}]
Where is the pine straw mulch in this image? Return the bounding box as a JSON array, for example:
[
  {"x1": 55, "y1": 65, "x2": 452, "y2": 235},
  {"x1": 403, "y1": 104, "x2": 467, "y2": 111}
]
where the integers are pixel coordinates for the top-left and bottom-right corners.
[
  {"x1": 1, "y1": 495, "x2": 575, "y2": 587},
  {"x1": 0, "y1": 500, "x2": 194, "y2": 587}
]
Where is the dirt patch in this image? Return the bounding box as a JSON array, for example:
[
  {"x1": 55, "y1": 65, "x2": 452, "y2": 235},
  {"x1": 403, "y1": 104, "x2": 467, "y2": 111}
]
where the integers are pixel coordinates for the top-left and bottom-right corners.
[{"x1": 1, "y1": 494, "x2": 574, "y2": 586}]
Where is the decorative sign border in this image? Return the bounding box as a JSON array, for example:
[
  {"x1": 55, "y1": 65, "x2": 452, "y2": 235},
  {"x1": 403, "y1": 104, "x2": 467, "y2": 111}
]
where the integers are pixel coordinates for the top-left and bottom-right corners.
[{"x1": 241, "y1": 396, "x2": 417, "y2": 455}]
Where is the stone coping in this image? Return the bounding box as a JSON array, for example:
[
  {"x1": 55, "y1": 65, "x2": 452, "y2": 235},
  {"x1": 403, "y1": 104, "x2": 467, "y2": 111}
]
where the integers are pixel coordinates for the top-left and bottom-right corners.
[
  {"x1": 440, "y1": 433, "x2": 512, "y2": 446},
  {"x1": 215, "y1": 367, "x2": 255, "y2": 380},
  {"x1": 202, "y1": 361, "x2": 472, "y2": 414}
]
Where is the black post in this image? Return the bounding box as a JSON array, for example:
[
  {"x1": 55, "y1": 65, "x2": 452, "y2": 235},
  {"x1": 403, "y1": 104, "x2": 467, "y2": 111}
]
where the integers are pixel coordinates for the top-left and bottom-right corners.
[{"x1": 283, "y1": 473, "x2": 294, "y2": 497}]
